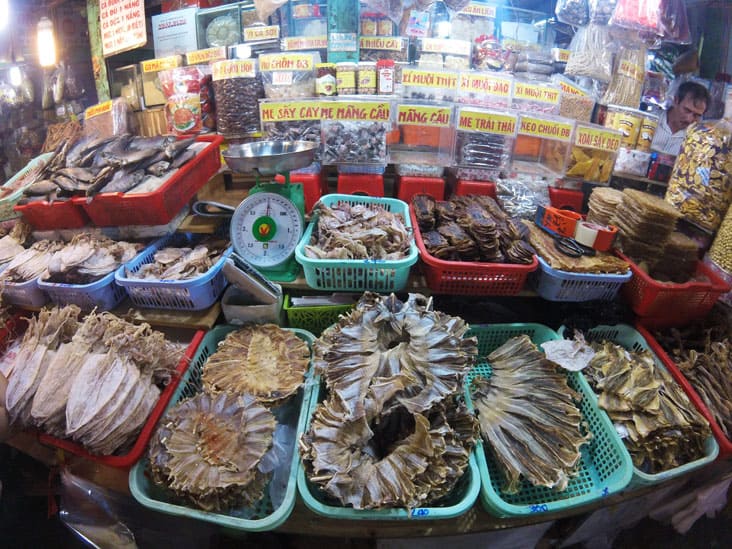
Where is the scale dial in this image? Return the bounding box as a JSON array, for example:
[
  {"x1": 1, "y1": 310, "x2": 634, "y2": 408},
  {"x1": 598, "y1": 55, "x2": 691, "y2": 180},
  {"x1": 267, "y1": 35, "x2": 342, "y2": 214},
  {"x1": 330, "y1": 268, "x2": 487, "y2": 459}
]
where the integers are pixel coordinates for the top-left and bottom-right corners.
[{"x1": 230, "y1": 192, "x2": 304, "y2": 270}]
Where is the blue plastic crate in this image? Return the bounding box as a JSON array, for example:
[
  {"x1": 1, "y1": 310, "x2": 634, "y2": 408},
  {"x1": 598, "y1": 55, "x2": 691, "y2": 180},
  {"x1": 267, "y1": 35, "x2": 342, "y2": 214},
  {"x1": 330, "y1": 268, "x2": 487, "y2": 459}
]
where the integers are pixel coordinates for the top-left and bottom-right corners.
[
  {"x1": 115, "y1": 233, "x2": 232, "y2": 311},
  {"x1": 38, "y1": 271, "x2": 126, "y2": 311},
  {"x1": 0, "y1": 277, "x2": 48, "y2": 308},
  {"x1": 530, "y1": 256, "x2": 632, "y2": 302}
]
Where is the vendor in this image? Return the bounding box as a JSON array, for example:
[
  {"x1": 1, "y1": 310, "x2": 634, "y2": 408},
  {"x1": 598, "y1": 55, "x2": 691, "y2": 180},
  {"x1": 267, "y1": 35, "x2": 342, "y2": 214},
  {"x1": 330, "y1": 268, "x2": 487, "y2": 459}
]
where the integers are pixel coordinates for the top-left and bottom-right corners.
[{"x1": 651, "y1": 81, "x2": 710, "y2": 156}]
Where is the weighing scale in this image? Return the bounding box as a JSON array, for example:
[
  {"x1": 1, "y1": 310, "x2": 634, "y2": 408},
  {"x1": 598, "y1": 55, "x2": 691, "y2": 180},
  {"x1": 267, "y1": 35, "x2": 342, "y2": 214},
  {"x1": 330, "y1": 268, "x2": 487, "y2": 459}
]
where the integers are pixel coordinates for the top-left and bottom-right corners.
[{"x1": 192, "y1": 140, "x2": 317, "y2": 282}]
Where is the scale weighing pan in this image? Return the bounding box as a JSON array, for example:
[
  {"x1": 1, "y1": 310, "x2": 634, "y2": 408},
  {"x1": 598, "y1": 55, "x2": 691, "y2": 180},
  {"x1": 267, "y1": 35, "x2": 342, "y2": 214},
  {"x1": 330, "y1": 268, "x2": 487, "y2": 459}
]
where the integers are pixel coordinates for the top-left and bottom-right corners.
[{"x1": 222, "y1": 140, "x2": 317, "y2": 176}]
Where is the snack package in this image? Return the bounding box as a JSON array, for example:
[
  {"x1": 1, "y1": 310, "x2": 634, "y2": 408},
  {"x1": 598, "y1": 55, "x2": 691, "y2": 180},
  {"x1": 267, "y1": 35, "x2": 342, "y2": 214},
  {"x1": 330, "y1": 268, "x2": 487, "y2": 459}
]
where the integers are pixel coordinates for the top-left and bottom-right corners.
[
  {"x1": 83, "y1": 98, "x2": 132, "y2": 139},
  {"x1": 589, "y1": 0, "x2": 618, "y2": 24},
  {"x1": 211, "y1": 59, "x2": 264, "y2": 139},
  {"x1": 609, "y1": 0, "x2": 662, "y2": 34},
  {"x1": 555, "y1": 0, "x2": 589, "y2": 26},
  {"x1": 159, "y1": 66, "x2": 209, "y2": 135},
  {"x1": 602, "y1": 42, "x2": 647, "y2": 108},
  {"x1": 565, "y1": 24, "x2": 614, "y2": 83}
]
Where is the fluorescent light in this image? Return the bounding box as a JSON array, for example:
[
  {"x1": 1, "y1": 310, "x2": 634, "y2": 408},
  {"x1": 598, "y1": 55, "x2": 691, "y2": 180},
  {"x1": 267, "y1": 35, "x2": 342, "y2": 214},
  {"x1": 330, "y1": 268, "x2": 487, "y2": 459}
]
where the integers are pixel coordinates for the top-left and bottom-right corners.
[
  {"x1": 435, "y1": 21, "x2": 451, "y2": 39},
  {"x1": 9, "y1": 66, "x2": 21, "y2": 87},
  {"x1": 37, "y1": 16, "x2": 56, "y2": 67},
  {"x1": 0, "y1": 0, "x2": 8, "y2": 31}
]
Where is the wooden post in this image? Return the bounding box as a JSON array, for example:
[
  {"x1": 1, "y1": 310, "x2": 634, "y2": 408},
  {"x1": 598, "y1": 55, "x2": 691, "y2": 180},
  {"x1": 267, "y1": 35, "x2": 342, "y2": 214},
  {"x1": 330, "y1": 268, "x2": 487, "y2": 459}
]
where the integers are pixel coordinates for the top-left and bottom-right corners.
[{"x1": 86, "y1": 0, "x2": 110, "y2": 102}]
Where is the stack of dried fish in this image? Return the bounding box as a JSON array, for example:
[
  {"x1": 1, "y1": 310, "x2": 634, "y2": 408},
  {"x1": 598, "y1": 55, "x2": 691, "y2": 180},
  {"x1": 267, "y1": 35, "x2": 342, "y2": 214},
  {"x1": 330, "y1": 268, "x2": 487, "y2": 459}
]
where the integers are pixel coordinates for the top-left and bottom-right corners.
[
  {"x1": 585, "y1": 341, "x2": 711, "y2": 474},
  {"x1": 587, "y1": 187, "x2": 624, "y2": 226},
  {"x1": 653, "y1": 313, "x2": 732, "y2": 439},
  {"x1": 471, "y1": 336, "x2": 591, "y2": 493},
  {"x1": 304, "y1": 201, "x2": 412, "y2": 260},
  {"x1": 413, "y1": 194, "x2": 534, "y2": 264},
  {"x1": 127, "y1": 237, "x2": 229, "y2": 281},
  {"x1": 5, "y1": 306, "x2": 183, "y2": 455},
  {"x1": 652, "y1": 231, "x2": 700, "y2": 283},
  {"x1": 0, "y1": 221, "x2": 32, "y2": 270},
  {"x1": 611, "y1": 189, "x2": 682, "y2": 267},
  {"x1": 301, "y1": 293, "x2": 480, "y2": 510},
  {"x1": 18, "y1": 134, "x2": 200, "y2": 204},
  {"x1": 0, "y1": 240, "x2": 65, "y2": 283},
  {"x1": 43, "y1": 233, "x2": 143, "y2": 284}
]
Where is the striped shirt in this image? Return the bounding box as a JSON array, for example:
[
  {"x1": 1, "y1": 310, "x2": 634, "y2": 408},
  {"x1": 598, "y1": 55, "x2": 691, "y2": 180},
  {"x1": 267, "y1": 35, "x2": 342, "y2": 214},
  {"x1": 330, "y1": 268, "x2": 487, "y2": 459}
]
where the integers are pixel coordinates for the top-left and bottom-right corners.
[{"x1": 650, "y1": 110, "x2": 686, "y2": 156}]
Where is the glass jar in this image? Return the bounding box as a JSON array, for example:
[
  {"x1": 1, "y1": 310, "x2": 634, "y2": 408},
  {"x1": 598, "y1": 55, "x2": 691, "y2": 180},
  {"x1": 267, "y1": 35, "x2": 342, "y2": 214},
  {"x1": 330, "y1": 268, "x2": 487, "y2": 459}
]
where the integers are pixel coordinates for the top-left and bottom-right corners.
[
  {"x1": 316, "y1": 63, "x2": 337, "y2": 96},
  {"x1": 336, "y1": 62, "x2": 357, "y2": 95},
  {"x1": 357, "y1": 62, "x2": 376, "y2": 95}
]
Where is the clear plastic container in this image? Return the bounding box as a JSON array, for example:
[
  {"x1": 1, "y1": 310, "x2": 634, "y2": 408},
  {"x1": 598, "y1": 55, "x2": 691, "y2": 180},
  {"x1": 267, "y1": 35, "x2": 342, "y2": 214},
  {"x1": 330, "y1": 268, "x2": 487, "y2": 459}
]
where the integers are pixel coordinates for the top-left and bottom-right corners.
[
  {"x1": 512, "y1": 79, "x2": 561, "y2": 114},
  {"x1": 111, "y1": 64, "x2": 142, "y2": 111},
  {"x1": 196, "y1": 4, "x2": 241, "y2": 49},
  {"x1": 414, "y1": 38, "x2": 472, "y2": 70},
  {"x1": 456, "y1": 71, "x2": 513, "y2": 108},
  {"x1": 454, "y1": 106, "x2": 518, "y2": 172},
  {"x1": 565, "y1": 122, "x2": 622, "y2": 183},
  {"x1": 259, "y1": 52, "x2": 320, "y2": 99},
  {"x1": 400, "y1": 67, "x2": 459, "y2": 102},
  {"x1": 513, "y1": 113, "x2": 575, "y2": 177},
  {"x1": 390, "y1": 101, "x2": 455, "y2": 166}
]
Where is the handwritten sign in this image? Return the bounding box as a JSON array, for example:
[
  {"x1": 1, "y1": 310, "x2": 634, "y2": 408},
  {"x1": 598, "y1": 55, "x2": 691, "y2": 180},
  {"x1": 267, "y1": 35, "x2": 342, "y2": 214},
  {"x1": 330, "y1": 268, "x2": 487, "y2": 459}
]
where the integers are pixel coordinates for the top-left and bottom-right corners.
[
  {"x1": 260, "y1": 101, "x2": 323, "y2": 123},
  {"x1": 320, "y1": 101, "x2": 391, "y2": 121},
  {"x1": 575, "y1": 126, "x2": 622, "y2": 152},
  {"x1": 457, "y1": 110, "x2": 517, "y2": 134},
  {"x1": 460, "y1": 3, "x2": 497, "y2": 18},
  {"x1": 212, "y1": 60, "x2": 257, "y2": 81},
  {"x1": 458, "y1": 73, "x2": 512, "y2": 97},
  {"x1": 402, "y1": 69, "x2": 458, "y2": 90},
  {"x1": 243, "y1": 25, "x2": 279, "y2": 42},
  {"x1": 186, "y1": 47, "x2": 227, "y2": 65},
  {"x1": 397, "y1": 105, "x2": 452, "y2": 127},
  {"x1": 141, "y1": 55, "x2": 181, "y2": 73},
  {"x1": 85, "y1": 100, "x2": 113, "y2": 119},
  {"x1": 360, "y1": 37, "x2": 407, "y2": 51},
  {"x1": 282, "y1": 36, "x2": 328, "y2": 51},
  {"x1": 100, "y1": 0, "x2": 146, "y2": 57},
  {"x1": 519, "y1": 116, "x2": 573, "y2": 142},
  {"x1": 514, "y1": 82, "x2": 560, "y2": 105}
]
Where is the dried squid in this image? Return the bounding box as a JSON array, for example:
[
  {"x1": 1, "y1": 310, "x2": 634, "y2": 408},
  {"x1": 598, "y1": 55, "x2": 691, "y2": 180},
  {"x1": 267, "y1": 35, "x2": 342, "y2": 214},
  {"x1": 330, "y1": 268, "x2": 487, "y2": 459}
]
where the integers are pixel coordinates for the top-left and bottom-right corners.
[
  {"x1": 585, "y1": 341, "x2": 711, "y2": 474},
  {"x1": 127, "y1": 237, "x2": 229, "y2": 281},
  {"x1": 470, "y1": 335, "x2": 591, "y2": 494},
  {"x1": 301, "y1": 292, "x2": 479, "y2": 510}
]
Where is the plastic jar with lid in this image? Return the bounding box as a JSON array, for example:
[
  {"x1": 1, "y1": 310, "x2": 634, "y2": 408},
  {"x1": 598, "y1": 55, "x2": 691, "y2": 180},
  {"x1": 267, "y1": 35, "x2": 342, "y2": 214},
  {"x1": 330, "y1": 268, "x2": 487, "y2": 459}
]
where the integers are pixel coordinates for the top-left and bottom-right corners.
[
  {"x1": 336, "y1": 62, "x2": 357, "y2": 95},
  {"x1": 316, "y1": 63, "x2": 337, "y2": 96},
  {"x1": 358, "y1": 62, "x2": 377, "y2": 95},
  {"x1": 376, "y1": 59, "x2": 395, "y2": 95}
]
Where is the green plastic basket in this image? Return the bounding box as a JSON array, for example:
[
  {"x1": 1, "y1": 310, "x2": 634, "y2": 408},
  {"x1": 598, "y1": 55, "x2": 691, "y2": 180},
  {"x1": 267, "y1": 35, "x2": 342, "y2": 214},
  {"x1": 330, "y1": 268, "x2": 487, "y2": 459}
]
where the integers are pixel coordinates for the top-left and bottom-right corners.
[
  {"x1": 297, "y1": 378, "x2": 481, "y2": 520},
  {"x1": 0, "y1": 152, "x2": 53, "y2": 220},
  {"x1": 562, "y1": 324, "x2": 720, "y2": 488},
  {"x1": 129, "y1": 324, "x2": 316, "y2": 532},
  {"x1": 283, "y1": 294, "x2": 355, "y2": 336},
  {"x1": 294, "y1": 194, "x2": 419, "y2": 292},
  {"x1": 464, "y1": 323, "x2": 633, "y2": 518}
]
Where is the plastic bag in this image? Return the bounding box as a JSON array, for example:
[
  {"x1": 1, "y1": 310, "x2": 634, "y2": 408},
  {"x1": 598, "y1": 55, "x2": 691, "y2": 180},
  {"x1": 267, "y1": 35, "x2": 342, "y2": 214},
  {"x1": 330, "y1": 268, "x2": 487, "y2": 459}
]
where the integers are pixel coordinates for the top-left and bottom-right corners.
[
  {"x1": 64, "y1": 62, "x2": 84, "y2": 99},
  {"x1": 659, "y1": 0, "x2": 691, "y2": 44},
  {"x1": 602, "y1": 42, "x2": 647, "y2": 107},
  {"x1": 555, "y1": 0, "x2": 589, "y2": 27},
  {"x1": 259, "y1": 52, "x2": 319, "y2": 99},
  {"x1": 83, "y1": 98, "x2": 132, "y2": 139},
  {"x1": 589, "y1": 0, "x2": 618, "y2": 24},
  {"x1": 609, "y1": 0, "x2": 662, "y2": 34},
  {"x1": 565, "y1": 24, "x2": 614, "y2": 82},
  {"x1": 496, "y1": 173, "x2": 550, "y2": 219},
  {"x1": 253, "y1": 0, "x2": 288, "y2": 23},
  {"x1": 159, "y1": 66, "x2": 208, "y2": 135}
]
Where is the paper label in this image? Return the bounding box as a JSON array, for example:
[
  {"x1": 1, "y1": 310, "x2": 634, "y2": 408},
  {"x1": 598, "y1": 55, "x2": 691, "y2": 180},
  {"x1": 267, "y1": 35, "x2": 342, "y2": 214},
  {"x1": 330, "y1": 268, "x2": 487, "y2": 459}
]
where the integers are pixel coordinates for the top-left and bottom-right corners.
[
  {"x1": 292, "y1": 4, "x2": 311, "y2": 17},
  {"x1": 514, "y1": 82, "x2": 560, "y2": 105},
  {"x1": 260, "y1": 101, "x2": 322, "y2": 122},
  {"x1": 519, "y1": 116, "x2": 573, "y2": 141},
  {"x1": 259, "y1": 53, "x2": 314, "y2": 71},
  {"x1": 243, "y1": 25, "x2": 279, "y2": 42},
  {"x1": 186, "y1": 47, "x2": 227, "y2": 65},
  {"x1": 85, "y1": 100, "x2": 113, "y2": 119},
  {"x1": 558, "y1": 80, "x2": 586, "y2": 96},
  {"x1": 575, "y1": 127, "x2": 621, "y2": 152},
  {"x1": 329, "y1": 32, "x2": 358, "y2": 52},
  {"x1": 552, "y1": 48, "x2": 571, "y2": 63},
  {"x1": 618, "y1": 60, "x2": 644, "y2": 83},
  {"x1": 321, "y1": 101, "x2": 391, "y2": 121},
  {"x1": 359, "y1": 36, "x2": 407, "y2": 51},
  {"x1": 419, "y1": 38, "x2": 472, "y2": 56},
  {"x1": 211, "y1": 60, "x2": 256, "y2": 81},
  {"x1": 458, "y1": 73, "x2": 511, "y2": 97},
  {"x1": 460, "y1": 3, "x2": 497, "y2": 17},
  {"x1": 282, "y1": 36, "x2": 328, "y2": 51},
  {"x1": 402, "y1": 69, "x2": 458, "y2": 89},
  {"x1": 101, "y1": 0, "x2": 146, "y2": 57},
  {"x1": 457, "y1": 110, "x2": 516, "y2": 134},
  {"x1": 141, "y1": 55, "x2": 181, "y2": 73},
  {"x1": 397, "y1": 105, "x2": 452, "y2": 127}
]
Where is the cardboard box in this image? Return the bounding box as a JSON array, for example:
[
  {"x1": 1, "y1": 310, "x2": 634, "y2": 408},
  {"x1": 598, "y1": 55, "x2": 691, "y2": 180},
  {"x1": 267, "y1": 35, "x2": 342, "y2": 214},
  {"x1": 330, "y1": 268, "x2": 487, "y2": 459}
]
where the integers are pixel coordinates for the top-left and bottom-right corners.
[{"x1": 152, "y1": 8, "x2": 199, "y2": 58}]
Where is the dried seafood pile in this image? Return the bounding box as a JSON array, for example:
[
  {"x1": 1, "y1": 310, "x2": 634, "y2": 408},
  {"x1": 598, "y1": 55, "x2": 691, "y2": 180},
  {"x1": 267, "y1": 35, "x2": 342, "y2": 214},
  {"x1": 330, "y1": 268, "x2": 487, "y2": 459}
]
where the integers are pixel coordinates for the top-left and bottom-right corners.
[
  {"x1": 413, "y1": 194, "x2": 534, "y2": 264},
  {"x1": 652, "y1": 231, "x2": 699, "y2": 283},
  {"x1": 149, "y1": 324, "x2": 310, "y2": 512},
  {"x1": 303, "y1": 201, "x2": 412, "y2": 260},
  {"x1": 127, "y1": 237, "x2": 229, "y2": 281},
  {"x1": 653, "y1": 314, "x2": 732, "y2": 439},
  {"x1": 301, "y1": 293, "x2": 479, "y2": 510},
  {"x1": 4, "y1": 306, "x2": 182, "y2": 455},
  {"x1": 0, "y1": 240, "x2": 65, "y2": 283},
  {"x1": 0, "y1": 222, "x2": 33, "y2": 270},
  {"x1": 584, "y1": 341, "x2": 711, "y2": 474},
  {"x1": 470, "y1": 336, "x2": 591, "y2": 493}
]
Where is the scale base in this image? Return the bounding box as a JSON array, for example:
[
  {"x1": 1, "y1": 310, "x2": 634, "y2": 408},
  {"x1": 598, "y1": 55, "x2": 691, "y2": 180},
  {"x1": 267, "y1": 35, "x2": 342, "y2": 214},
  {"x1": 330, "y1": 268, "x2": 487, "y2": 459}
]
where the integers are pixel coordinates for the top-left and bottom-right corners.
[{"x1": 261, "y1": 260, "x2": 300, "y2": 283}]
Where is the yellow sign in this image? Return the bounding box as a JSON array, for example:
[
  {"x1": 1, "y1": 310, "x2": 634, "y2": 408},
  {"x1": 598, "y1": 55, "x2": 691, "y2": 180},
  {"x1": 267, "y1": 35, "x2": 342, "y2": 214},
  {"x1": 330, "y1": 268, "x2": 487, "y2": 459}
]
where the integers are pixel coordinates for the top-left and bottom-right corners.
[
  {"x1": 260, "y1": 101, "x2": 322, "y2": 122},
  {"x1": 458, "y1": 73, "x2": 511, "y2": 97},
  {"x1": 360, "y1": 37, "x2": 407, "y2": 51},
  {"x1": 282, "y1": 36, "x2": 328, "y2": 51},
  {"x1": 141, "y1": 55, "x2": 181, "y2": 73},
  {"x1": 186, "y1": 47, "x2": 227, "y2": 65},
  {"x1": 618, "y1": 60, "x2": 644, "y2": 82},
  {"x1": 321, "y1": 101, "x2": 391, "y2": 121},
  {"x1": 519, "y1": 116, "x2": 573, "y2": 141},
  {"x1": 557, "y1": 80, "x2": 586, "y2": 96},
  {"x1": 575, "y1": 126, "x2": 622, "y2": 152},
  {"x1": 514, "y1": 82, "x2": 560, "y2": 105},
  {"x1": 85, "y1": 100, "x2": 113, "y2": 119},
  {"x1": 243, "y1": 25, "x2": 279, "y2": 42},
  {"x1": 211, "y1": 60, "x2": 257, "y2": 81},
  {"x1": 402, "y1": 69, "x2": 458, "y2": 89},
  {"x1": 457, "y1": 110, "x2": 516, "y2": 134},
  {"x1": 552, "y1": 48, "x2": 571, "y2": 63},
  {"x1": 419, "y1": 38, "x2": 471, "y2": 56},
  {"x1": 460, "y1": 2, "x2": 497, "y2": 17},
  {"x1": 259, "y1": 53, "x2": 315, "y2": 71},
  {"x1": 397, "y1": 105, "x2": 452, "y2": 127}
]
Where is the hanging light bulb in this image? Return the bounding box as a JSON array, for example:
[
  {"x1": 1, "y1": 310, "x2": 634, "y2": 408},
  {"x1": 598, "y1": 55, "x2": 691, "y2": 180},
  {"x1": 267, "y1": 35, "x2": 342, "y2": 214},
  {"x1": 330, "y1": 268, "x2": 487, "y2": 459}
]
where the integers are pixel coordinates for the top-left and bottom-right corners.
[
  {"x1": 37, "y1": 16, "x2": 57, "y2": 67},
  {"x1": 0, "y1": 0, "x2": 9, "y2": 32},
  {"x1": 9, "y1": 66, "x2": 22, "y2": 87}
]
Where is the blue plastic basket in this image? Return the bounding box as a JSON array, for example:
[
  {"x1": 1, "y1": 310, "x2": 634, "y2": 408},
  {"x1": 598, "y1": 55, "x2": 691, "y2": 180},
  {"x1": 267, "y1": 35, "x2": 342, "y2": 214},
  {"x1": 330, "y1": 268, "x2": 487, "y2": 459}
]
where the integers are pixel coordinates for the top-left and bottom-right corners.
[
  {"x1": 295, "y1": 194, "x2": 419, "y2": 292},
  {"x1": 463, "y1": 323, "x2": 633, "y2": 518},
  {"x1": 129, "y1": 324, "x2": 316, "y2": 532},
  {"x1": 559, "y1": 324, "x2": 720, "y2": 487},
  {"x1": 38, "y1": 270, "x2": 127, "y2": 311},
  {"x1": 530, "y1": 256, "x2": 632, "y2": 302},
  {"x1": 0, "y1": 277, "x2": 48, "y2": 308},
  {"x1": 115, "y1": 233, "x2": 232, "y2": 311}
]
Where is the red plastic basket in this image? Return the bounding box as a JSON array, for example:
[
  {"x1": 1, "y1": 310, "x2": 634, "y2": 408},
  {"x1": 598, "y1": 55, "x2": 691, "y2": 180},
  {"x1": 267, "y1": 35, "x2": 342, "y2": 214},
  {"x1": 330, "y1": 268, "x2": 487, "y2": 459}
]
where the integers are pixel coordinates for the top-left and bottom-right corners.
[
  {"x1": 394, "y1": 175, "x2": 445, "y2": 203},
  {"x1": 617, "y1": 251, "x2": 731, "y2": 325},
  {"x1": 73, "y1": 134, "x2": 223, "y2": 227},
  {"x1": 454, "y1": 180, "x2": 497, "y2": 199},
  {"x1": 636, "y1": 323, "x2": 732, "y2": 459},
  {"x1": 410, "y1": 207, "x2": 538, "y2": 296},
  {"x1": 336, "y1": 174, "x2": 384, "y2": 196},
  {"x1": 37, "y1": 330, "x2": 205, "y2": 469},
  {"x1": 548, "y1": 187, "x2": 585, "y2": 213},
  {"x1": 274, "y1": 171, "x2": 327, "y2": 213},
  {"x1": 14, "y1": 199, "x2": 90, "y2": 230}
]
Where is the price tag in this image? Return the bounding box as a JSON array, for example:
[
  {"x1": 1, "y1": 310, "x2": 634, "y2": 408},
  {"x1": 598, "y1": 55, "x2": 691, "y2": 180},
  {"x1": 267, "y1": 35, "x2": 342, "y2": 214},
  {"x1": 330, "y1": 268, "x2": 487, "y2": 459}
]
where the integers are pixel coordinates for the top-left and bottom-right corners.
[
  {"x1": 575, "y1": 126, "x2": 622, "y2": 152},
  {"x1": 397, "y1": 105, "x2": 452, "y2": 127},
  {"x1": 320, "y1": 101, "x2": 391, "y2": 121},
  {"x1": 519, "y1": 116, "x2": 573, "y2": 141},
  {"x1": 260, "y1": 101, "x2": 322, "y2": 123},
  {"x1": 457, "y1": 109, "x2": 517, "y2": 134}
]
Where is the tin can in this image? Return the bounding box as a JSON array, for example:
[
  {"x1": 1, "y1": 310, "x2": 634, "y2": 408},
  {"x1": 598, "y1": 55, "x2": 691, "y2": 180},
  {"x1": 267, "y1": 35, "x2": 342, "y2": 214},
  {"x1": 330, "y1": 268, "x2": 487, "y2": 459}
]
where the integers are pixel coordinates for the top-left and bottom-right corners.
[
  {"x1": 336, "y1": 62, "x2": 357, "y2": 95},
  {"x1": 316, "y1": 62, "x2": 337, "y2": 96},
  {"x1": 636, "y1": 113, "x2": 659, "y2": 152},
  {"x1": 604, "y1": 105, "x2": 643, "y2": 149}
]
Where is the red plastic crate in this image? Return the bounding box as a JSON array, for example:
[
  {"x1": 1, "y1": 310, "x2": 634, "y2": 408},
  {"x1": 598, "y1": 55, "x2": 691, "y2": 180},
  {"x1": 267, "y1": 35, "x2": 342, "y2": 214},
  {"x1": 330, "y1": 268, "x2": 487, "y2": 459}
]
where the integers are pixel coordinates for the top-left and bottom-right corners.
[
  {"x1": 549, "y1": 187, "x2": 585, "y2": 213},
  {"x1": 38, "y1": 330, "x2": 205, "y2": 469},
  {"x1": 14, "y1": 199, "x2": 90, "y2": 230},
  {"x1": 337, "y1": 174, "x2": 384, "y2": 196},
  {"x1": 636, "y1": 323, "x2": 732, "y2": 459},
  {"x1": 617, "y1": 251, "x2": 731, "y2": 325},
  {"x1": 410, "y1": 207, "x2": 538, "y2": 296},
  {"x1": 454, "y1": 180, "x2": 497, "y2": 200},
  {"x1": 274, "y1": 171, "x2": 327, "y2": 213},
  {"x1": 394, "y1": 175, "x2": 445, "y2": 202},
  {"x1": 73, "y1": 134, "x2": 223, "y2": 226}
]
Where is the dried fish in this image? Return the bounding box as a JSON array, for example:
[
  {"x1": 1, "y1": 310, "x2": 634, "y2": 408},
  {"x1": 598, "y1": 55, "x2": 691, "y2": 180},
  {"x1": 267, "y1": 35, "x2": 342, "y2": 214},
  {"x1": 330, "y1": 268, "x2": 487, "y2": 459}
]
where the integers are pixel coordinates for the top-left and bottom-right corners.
[
  {"x1": 0, "y1": 240, "x2": 65, "y2": 283},
  {"x1": 127, "y1": 237, "x2": 228, "y2": 281}
]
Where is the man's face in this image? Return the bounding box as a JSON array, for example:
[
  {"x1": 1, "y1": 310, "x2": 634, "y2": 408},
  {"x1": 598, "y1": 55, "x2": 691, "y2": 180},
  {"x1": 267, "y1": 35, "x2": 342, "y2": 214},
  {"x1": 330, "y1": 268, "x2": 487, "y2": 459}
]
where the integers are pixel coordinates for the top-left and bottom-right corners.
[{"x1": 670, "y1": 94, "x2": 707, "y2": 132}]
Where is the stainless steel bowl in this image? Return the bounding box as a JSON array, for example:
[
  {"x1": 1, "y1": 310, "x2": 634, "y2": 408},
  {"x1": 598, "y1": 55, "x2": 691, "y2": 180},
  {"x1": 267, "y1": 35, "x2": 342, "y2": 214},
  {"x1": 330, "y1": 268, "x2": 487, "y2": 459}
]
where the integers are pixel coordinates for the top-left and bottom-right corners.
[{"x1": 222, "y1": 140, "x2": 318, "y2": 175}]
